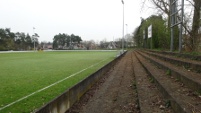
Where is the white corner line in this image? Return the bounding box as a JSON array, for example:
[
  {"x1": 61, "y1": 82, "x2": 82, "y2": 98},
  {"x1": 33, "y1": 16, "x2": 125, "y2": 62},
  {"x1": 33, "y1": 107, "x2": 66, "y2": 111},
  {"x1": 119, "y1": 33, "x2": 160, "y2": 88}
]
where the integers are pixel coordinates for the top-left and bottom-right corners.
[{"x1": 0, "y1": 58, "x2": 109, "y2": 111}]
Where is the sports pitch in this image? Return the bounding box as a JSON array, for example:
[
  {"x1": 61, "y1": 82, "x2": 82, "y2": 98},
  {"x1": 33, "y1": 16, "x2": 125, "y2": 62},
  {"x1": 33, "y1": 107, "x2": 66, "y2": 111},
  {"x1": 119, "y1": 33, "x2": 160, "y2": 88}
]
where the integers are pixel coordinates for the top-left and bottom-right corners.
[{"x1": 0, "y1": 50, "x2": 118, "y2": 113}]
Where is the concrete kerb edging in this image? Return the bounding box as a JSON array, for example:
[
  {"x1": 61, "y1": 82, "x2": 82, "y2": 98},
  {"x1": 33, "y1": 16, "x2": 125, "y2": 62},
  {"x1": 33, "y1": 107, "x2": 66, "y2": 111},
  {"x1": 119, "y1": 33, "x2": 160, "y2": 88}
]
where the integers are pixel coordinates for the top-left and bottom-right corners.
[
  {"x1": 35, "y1": 51, "x2": 127, "y2": 113},
  {"x1": 135, "y1": 52, "x2": 188, "y2": 113}
]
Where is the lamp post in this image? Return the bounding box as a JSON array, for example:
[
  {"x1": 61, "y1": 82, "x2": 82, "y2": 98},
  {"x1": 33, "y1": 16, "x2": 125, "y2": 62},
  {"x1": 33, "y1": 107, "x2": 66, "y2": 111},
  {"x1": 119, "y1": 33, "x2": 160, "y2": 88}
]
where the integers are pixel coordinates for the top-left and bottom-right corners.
[
  {"x1": 33, "y1": 27, "x2": 35, "y2": 51},
  {"x1": 121, "y1": 0, "x2": 124, "y2": 52},
  {"x1": 126, "y1": 24, "x2": 128, "y2": 50}
]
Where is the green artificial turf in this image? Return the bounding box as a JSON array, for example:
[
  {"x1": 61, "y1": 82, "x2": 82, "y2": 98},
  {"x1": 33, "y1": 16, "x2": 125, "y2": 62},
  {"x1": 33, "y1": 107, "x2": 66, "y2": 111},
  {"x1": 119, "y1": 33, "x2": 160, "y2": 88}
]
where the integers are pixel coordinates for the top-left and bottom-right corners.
[{"x1": 0, "y1": 51, "x2": 118, "y2": 113}]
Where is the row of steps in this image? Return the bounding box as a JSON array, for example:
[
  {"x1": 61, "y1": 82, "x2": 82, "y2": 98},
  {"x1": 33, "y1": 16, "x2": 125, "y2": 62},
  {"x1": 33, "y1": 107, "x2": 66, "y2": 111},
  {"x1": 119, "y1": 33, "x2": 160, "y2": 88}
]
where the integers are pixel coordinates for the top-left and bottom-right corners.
[
  {"x1": 143, "y1": 50, "x2": 201, "y2": 73},
  {"x1": 133, "y1": 50, "x2": 201, "y2": 113},
  {"x1": 146, "y1": 49, "x2": 201, "y2": 61},
  {"x1": 131, "y1": 52, "x2": 173, "y2": 113}
]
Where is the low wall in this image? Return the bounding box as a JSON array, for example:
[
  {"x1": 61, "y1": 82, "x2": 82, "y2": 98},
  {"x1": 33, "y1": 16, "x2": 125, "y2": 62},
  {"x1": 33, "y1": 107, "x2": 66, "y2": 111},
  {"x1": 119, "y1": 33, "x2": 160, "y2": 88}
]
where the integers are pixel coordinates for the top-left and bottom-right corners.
[{"x1": 35, "y1": 52, "x2": 126, "y2": 113}]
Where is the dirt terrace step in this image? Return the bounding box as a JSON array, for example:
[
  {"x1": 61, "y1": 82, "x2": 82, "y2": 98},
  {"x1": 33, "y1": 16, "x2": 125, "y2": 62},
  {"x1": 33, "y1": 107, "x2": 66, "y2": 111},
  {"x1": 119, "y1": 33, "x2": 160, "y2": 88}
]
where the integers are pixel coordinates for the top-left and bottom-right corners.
[
  {"x1": 67, "y1": 51, "x2": 139, "y2": 113},
  {"x1": 137, "y1": 50, "x2": 201, "y2": 94},
  {"x1": 141, "y1": 50, "x2": 201, "y2": 73},
  {"x1": 135, "y1": 51, "x2": 201, "y2": 113},
  {"x1": 146, "y1": 49, "x2": 201, "y2": 61},
  {"x1": 131, "y1": 52, "x2": 173, "y2": 113}
]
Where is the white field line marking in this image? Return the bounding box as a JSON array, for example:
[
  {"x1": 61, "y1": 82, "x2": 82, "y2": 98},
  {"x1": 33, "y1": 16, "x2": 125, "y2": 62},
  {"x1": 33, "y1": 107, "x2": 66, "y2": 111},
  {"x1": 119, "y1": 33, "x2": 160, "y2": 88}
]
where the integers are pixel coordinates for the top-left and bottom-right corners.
[{"x1": 0, "y1": 58, "x2": 109, "y2": 111}]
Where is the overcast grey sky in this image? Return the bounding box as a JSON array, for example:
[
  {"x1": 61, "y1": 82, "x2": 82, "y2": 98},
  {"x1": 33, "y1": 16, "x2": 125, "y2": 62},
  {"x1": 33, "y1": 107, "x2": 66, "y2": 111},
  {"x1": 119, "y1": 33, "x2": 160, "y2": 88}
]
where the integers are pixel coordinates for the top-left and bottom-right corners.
[{"x1": 0, "y1": 0, "x2": 153, "y2": 42}]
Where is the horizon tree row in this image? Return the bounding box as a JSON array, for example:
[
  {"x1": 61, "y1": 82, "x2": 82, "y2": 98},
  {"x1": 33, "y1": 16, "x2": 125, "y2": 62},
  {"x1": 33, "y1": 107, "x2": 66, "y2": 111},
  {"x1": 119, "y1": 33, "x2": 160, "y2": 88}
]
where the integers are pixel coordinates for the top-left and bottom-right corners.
[
  {"x1": 0, "y1": 28, "x2": 39, "y2": 51},
  {"x1": 53, "y1": 33, "x2": 82, "y2": 49}
]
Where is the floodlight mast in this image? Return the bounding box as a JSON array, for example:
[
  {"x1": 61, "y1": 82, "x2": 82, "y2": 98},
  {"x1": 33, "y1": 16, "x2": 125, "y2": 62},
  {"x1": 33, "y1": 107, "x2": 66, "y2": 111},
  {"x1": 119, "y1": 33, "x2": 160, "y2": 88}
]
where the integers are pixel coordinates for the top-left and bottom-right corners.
[{"x1": 121, "y1": 0, "x2": 124, "y2": 52}]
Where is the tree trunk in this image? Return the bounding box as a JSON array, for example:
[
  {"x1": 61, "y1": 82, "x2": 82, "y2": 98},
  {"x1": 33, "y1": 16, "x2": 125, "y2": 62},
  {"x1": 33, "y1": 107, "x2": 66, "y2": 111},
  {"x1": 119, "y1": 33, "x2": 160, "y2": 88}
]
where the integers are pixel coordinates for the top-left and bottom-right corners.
[{"x1": 191, "y1": 0, "x2": 201, "y2": 51}]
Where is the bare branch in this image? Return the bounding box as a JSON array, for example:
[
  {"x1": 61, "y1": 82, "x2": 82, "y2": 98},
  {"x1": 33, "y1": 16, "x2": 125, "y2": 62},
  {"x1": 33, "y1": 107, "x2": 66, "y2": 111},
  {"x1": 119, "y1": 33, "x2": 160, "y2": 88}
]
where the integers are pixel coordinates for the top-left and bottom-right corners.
[
  {"x1": 140, "y1": 0, "x2": 147, "y2": 13},
  {"x1": 151, "y1": 0, "x2": 169, "y2": 15},
  {"x1": 186, "y1": 0, "x2": 194, "y2": 7}
]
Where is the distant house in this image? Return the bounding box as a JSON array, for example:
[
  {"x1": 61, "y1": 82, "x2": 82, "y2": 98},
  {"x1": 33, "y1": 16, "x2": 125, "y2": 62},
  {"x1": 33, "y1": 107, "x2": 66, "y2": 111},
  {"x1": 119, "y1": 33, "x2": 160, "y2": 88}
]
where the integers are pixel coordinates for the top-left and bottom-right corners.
[
  {"x1": 107, "y1": 41, "x2": 117, "y2": 49},
  {"x1": 42, "y1": 43, "x2": 53, "y2": 50}
]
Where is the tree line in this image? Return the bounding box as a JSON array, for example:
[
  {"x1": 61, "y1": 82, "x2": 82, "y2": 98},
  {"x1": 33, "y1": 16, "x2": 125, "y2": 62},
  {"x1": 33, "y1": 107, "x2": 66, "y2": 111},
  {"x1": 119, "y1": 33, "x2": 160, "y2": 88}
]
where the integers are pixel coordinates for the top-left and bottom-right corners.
[
  {"x1": 0, "y1": 28, "x2": 134, "y2": 51},
  {"x1": 53, "y1": 33, "x2": 82, "y2": 49},
  {"x1": 0, "y1": 28, "x2": 83, "y2": 51},
  {"x1": 133, "y1": 15, "x2": 179, "y2": 50},
  {"x1": 53, "y1": 34, "x2": 134, "y2": 50},
  {"x1": 0, "y1": 28, "x2": 38, "y2": 51}
]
